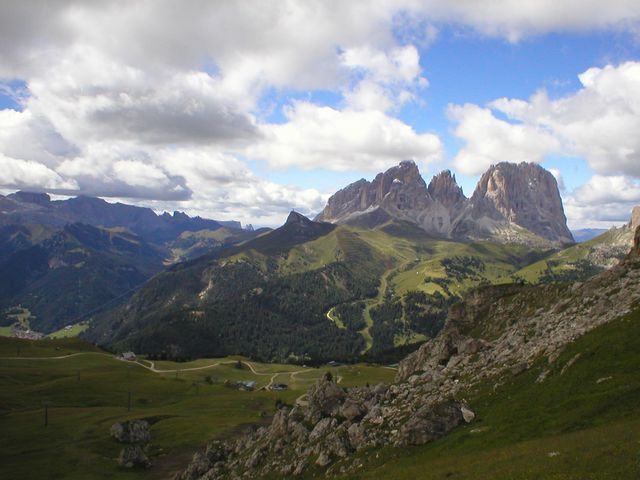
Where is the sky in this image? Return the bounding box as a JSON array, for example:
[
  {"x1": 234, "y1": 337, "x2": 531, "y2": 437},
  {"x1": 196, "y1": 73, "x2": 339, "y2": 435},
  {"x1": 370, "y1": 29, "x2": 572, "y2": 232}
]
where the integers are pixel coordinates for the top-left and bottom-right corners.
[{"x1": 1, "y1": 1, "x2": 640, "y2": 229}]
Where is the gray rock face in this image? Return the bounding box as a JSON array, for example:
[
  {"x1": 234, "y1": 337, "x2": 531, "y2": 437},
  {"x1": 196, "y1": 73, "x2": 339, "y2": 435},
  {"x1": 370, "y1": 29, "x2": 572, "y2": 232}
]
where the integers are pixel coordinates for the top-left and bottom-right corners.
[
  {"x1": 177, "y1": 374, "x2": 467, "y2": 479},
  {"x1": 110, "y1": 420, "x2": 151, "y2": 445},
  {"x1": 461, "y1": 162, "x2": 573, "y2": 244},
  {"x1": 631, "y1": 207, "x2": 640, "y2": 231},
  {"x1": 110, "y1": 420, "x2": 152, "y2": 470},
  {"x1": 118, "y1": 444, "x2": 151, "y2": 469},
  {"x1": 306, "y1": 373, "x2": 346, "y2": 421},
  {"x1": 397, "y1": 402, "x2": 464, "y2": 446},
  {"x1": 315, "y1": 161, "x2": 574, "y2": 245}
]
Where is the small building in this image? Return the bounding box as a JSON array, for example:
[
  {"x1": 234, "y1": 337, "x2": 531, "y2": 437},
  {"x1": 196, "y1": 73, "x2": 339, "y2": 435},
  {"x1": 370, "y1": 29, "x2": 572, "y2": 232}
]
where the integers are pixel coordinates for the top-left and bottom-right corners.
[
  {"x1": 271, "y1": 383, "x2": 288, "y2": 391},
  {"x1": 236, "y1": 380, "x2": 256, "y2": 391},
  {"x1": 327, "y1": 360, "x2": 341, "y2": 367},
  {"x1": 121, "y1": 351, "x2": 136, "y2": 361}
]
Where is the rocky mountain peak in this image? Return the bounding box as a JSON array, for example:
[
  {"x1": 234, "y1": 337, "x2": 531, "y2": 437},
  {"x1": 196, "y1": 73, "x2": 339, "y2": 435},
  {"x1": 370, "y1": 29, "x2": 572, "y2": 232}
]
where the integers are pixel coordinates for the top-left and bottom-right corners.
[
  {"x1": 315, "y1": 160, "x2": 572, "y2": 245},
  {"x1": 315, "y1": 161, "x2": 429, "y2": 225},
  {"x1": 427, "y1": 170, "x2": 466, "y2": 208},
  {"x1": 468, "y1": 162, "x2": 573, "y2": 244},
  {"x1": 286, "y1": 210, "x2": 314, "y2": 226}
]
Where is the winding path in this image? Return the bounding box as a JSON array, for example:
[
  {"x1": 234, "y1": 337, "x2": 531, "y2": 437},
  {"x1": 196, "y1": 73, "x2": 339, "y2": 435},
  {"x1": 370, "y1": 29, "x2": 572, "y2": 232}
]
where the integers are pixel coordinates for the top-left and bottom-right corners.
[{"x1": 0, "y1": 353, "x2": 319, "y2": 390}]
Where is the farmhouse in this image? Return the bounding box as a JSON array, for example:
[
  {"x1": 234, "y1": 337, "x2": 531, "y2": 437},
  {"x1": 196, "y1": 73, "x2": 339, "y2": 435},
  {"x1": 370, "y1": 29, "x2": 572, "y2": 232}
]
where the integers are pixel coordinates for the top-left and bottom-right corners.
[{"x1": 120, "y1": 351, "x2": 136, "y2": 361}]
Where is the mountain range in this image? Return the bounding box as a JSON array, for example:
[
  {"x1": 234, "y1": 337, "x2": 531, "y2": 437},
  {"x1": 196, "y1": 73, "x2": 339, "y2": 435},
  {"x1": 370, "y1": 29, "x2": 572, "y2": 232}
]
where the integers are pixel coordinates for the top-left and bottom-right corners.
[
  {"x1": 0, "y1": 191, "x2": 241, "y2": 244},
  {"x1": 0, "y1": 192, "x2": 257, "y2": 333},
  {"x1": 317, "y1": 160, "x2": 574, "y2": 245},
  {"x1": 3, "y1": 161, "x2": 637, "y2": 359},
  {"x1": 85, "y1": 161, "x2": 590, "y2": 362}
]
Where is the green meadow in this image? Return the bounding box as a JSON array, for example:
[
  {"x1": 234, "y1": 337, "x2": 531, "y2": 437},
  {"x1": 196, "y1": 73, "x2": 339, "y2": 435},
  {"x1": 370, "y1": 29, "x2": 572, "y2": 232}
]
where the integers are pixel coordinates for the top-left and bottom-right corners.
[{"x1": 0, "y1": 337, "x2": 394, "y2": 480}]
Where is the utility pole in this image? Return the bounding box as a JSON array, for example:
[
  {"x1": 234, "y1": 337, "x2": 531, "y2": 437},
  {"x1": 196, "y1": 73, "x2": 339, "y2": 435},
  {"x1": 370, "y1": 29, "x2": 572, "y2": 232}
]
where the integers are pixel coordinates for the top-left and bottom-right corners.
[{"x1": 42, "y1": 401, "x2": 52, "y2": 427}]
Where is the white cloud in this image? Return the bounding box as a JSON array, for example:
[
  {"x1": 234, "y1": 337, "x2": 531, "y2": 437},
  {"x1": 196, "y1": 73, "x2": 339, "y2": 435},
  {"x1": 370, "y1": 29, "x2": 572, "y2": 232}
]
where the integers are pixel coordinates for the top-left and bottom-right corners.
[
  {"x1": 0, "y1": 154, "x2": 77, "y2": 191},
  {"x1": 448, "y1": 104, "x2": 560, "y2": 175},
  {"x1": 1, "y1": 1, "x2": 640, "y2": 225},
  {"x1": 490, "y1": 62, "x2": 640, "y2": 178},
  {"x1": 451, "y1": 62, "x2": 640, "y2": 179},
  {"x1": 564, "y1": 175, "x2": 640, "y2": 228},
  {"x1": 248, "y1": 101, "x2": 442, "y2": 172},
  {"x1": 341, "y1": 45, "x2": 423, "y2": 85},
  {"x1": 572, "y1": 175, "x2": 640, "y2": 204},
  {"x1": 403, "y1": 0, "x2": 640, "y2": 42}
]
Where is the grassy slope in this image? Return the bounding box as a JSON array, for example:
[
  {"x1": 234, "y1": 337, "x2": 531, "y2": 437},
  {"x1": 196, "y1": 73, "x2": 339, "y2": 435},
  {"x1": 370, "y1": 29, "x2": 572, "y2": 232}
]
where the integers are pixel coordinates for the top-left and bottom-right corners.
[
  {"x1": 338, "y1": 307, "x2": 640, "y2": 480},
  {"x1": 280, "y1": 223, "x2": 546, "y2": 350},
  {"x1": 49, "y1": 322, "x2": 89, "y2": 338},
  {"x1": 0, "y1": 337, "x2": 394, "y2": 480},
  {"x1": 515, "y1": 228, "x2": 633, "y2": 283}
]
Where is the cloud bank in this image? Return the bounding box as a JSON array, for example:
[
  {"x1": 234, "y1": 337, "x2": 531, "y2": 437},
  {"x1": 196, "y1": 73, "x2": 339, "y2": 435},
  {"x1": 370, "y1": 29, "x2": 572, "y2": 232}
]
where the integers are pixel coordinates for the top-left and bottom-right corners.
[{"x1": 0, "y1": 1, "x2": 639, "y2": 224}]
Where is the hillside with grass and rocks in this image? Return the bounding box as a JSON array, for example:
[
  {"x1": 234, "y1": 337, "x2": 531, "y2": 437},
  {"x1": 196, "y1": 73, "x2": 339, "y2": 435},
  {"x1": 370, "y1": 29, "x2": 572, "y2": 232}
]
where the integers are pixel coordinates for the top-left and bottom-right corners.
[{"x1": 175, "y1": 226, "x2": 640, "y2": 479}]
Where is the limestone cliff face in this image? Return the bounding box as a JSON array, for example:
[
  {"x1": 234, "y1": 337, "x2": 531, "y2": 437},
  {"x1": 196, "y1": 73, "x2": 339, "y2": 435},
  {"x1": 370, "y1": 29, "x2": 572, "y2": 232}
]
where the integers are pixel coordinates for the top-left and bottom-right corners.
[
  {"x1": 315, "y1": 160, "x2": 430, "y2": 223},
  {"x1": 462, "y1": 162, "x2": 574, "y2": 244},
  {"x1": 315, "y1": 161, "x2": 467, "y2": 237},
  {"x1": 631, "y1": 207, "x2": 640, "y2": 231},
  {"x1": 316, "y1": 161, "x2": 574, "y2": 245}
]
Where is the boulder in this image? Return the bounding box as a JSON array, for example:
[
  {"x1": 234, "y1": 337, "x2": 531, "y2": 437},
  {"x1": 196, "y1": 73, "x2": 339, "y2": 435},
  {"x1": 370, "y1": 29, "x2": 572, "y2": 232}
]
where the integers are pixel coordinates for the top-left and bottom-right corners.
[
  {"x1": 315, "y1": 451, "x2": 331, "y2": 467},
  {"x1": 306, "y1": 374, "x2": 345, "y2": 421},
  {"x1": 178, "y1": 451, "x2": 211, "y2": 480},
  {"x1": 460, "y1": 405, "x2": 475, "y2": 423},
  {"x1": 339, "y1": 398, "x2": 365, "y2": 422},
  {"x1": 397, "y1": 401, "x2": 464, "y2": 446},
  {"x1": 118, "y1": 444, "x2": 151, "y2": 469},
  {"x1": 110, "y1": 420, "x2": 151, "y2": 445}
]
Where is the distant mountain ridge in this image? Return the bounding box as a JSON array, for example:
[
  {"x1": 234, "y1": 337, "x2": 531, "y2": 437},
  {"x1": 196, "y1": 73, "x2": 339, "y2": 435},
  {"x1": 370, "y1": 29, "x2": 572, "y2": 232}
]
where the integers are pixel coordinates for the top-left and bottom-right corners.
[
  {"x1": 1, "y1": 191, "x2": 242, "y2": 244},
  {"x1": 316, "y1": 161, "x2": 573, "y2": 245},
  {"x1": 0, "y1": 192, "x2": 258, "y2": 334},
  {"x1": 0, "y1": 223, "x2": 164, "y2": 332}
]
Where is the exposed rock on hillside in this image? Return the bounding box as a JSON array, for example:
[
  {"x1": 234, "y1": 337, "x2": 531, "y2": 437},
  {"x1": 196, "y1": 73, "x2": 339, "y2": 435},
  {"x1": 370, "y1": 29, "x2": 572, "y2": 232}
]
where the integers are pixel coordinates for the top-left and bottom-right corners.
[
  {"x1": 110, "y1": 420, "x2": 152, "y2": 469},
  {"x1": 177, "y1": 373, "x2": 469, "y2": 480},
  {"x1": 316, "y1": 161, "x2": 573, "y2": 245},
  {"x1": 399, "y1": 227, "x2": 640, "y2": 382}
]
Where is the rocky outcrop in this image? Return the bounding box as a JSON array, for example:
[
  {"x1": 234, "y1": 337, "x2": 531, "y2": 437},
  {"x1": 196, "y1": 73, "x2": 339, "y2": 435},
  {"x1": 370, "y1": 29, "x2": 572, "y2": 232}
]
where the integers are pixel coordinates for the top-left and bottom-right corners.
[
  {"x1": 118, "y1": 445, "x2": 151, "y2": 469},
  {"x1": 630, "y1": 225, "x2": 640, "y2": 258},
  {"x1": 315, "y1": 161, "x2": 573, "y2": 245},
  {"x1": 570, "y1": 206, "x2": 640, "y2": 270},
  {"x1": 177, "y1": 373, "x2": 469, "y2": 479},
  {"x1": 110, "y1": 420, "x2": 152, "y2": 444},
  {"x1": 110, "y1": 420, "x2": 152, "y2": 469}
]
